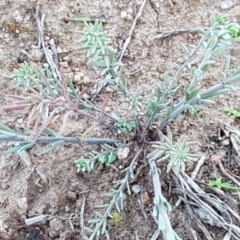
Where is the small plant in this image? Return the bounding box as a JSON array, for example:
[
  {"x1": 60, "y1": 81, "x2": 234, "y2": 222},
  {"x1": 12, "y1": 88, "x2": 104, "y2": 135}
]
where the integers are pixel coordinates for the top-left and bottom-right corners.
[
  {"x1": 147, "y1": 126, "x2": 199, "y2": 174},
  {"x1": 111, "y1": 212, "x2": 122, "y2": 225},
  {"x1": 75, "y1": 144, "x2": 119, "y2": 172},
  {"x1": 208, "y1": 178, "x2": 240, "y2": 191},
  {"x1": 114, "y1": 119, "x2": 136, "y2": 135},
  {"x1": 223, "y1": 106, "x2": 240, "y2": 119}
]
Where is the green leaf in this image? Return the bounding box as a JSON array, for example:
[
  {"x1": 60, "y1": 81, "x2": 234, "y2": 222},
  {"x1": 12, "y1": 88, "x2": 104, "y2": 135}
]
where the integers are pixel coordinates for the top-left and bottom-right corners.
[
  {"x1": 181, "y1": 43, "x2": 190, "y2": 55},
  {"x1": 212, "y1": 42, "x2": 230, "y2": 56},
  {"x1": 0, "y1": 130, "x2": 17, "y2": 136},
  {"x1": 41, "y1": 140, "x2": 64, "y2": 154},
  {"x1": 6, "y1": 142, "x2": 35, "y2": 153},
  {"x1": 44, "y1": 127, "x2": 58, "y2": 137},
  {"x1": 0, "y1": 123, "x2": 16, "y2": 134}
]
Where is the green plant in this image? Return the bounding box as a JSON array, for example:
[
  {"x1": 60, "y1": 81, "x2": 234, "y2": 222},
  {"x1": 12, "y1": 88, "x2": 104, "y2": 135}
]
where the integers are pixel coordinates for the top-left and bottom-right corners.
[
  {"x1": 223, "y1": 106, "x2": 240, "y2": 119},
  {"x1": 75, "y1": 144, "x2": 119, "y2": 172},
  {"x1": 114, "y1": 119, "x2": 136, "y2": 135},
  {"x1": 2, "y1": 13, "x2": 240, "y2": 240},
  {"x1": 147, "y1": 126, "x2": 199, "y2": 174},
  {"x1": 111, "y1": 212, "x2": 122, "y2": 225},
  {"x1": 208, "y1": 178, "x2": 240, "y2": 191}
]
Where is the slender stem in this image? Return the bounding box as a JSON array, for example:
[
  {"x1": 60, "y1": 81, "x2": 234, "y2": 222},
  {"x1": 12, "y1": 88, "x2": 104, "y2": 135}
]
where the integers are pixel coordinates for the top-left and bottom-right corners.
[{"x1": 0, "y1": 134, "x2": 124, "y2": 145}]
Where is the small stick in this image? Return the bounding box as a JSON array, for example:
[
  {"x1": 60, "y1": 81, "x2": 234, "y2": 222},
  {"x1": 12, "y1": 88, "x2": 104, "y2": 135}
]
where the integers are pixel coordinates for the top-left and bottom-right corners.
[
  {"x1": 218, "y1": 160, "x2": 240, "y2": 187},
  {"x1": 49, "y1": 39, "x2": 59, "y2": 69},
  {"x1": 150, "y1": 229, "x2": 160, "y2": 240},
  {"x1": 153, "y1": 28, "x2": 201, "y2": 40},
  {"x1": 191, "y1": 155, "x2": 207, "y2": 180},
  {"x1": 64, "y1": 16, "x2": 108, "y2": 23},
  {"x1": 0, "y1": 134, "x2": 124, "y2": 145},
  {"x1": 118, "y1": 0, "x2": 147, "y2": 62},
  {"x1": 79, "y1": 190, "x2": 89, "y2": 239}
]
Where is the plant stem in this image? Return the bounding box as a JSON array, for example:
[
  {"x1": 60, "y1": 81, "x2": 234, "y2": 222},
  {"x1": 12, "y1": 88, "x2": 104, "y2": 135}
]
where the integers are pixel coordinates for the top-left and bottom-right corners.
[{"x1": 0, "y1": 135, "x2": 124, "y2": 145}]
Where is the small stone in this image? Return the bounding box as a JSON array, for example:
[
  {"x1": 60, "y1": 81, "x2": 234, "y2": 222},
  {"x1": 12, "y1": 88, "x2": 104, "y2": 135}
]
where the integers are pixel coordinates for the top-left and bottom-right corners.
[
  {"x1": 59, "y1": 61, "x2": 68, "y2": 68},
  {"x1": 220, "y1": 0, "x2": 234, "y2": 9},
  {"x1": 63, "y1": 55, "x2": 71, "y2": 62},
  {"x1": 142, "y1": 192, "x2": 151, "y2": 205},
  {"x1": 0, "y1": 183, "x2": 9, "y2": 189},
  {"x1": 12, "y1": 10, "x2": 23, "y2": 22},
  {"x1": 67, "y1": 191, "x2": 77, "y2": 201},
  {"x1": 31, "y1": 49, "x2": 44, "y2": 62},
  {"x1": 74, "y1": 72, "x2": 82, "y2": 83},
  {"x1": 17, "y1": 197, "x2": 28, "y2": 212},
  {"x1": 57, "y1": 46, "x2": 63, "y2": 54},
  {"x1": 65, "y1": 205, "x2": 70, "y2": 213},
  {"x1": 210, "y1": 155, "x2": 222, "y2": 165},
  {"x1": 127, "y1": 8, "x2": 133, "y2": 14},
  {"x1": 83, "y1": 75, "x2": 91, "y2": 84},
  {"x1": 19, "y1": 215, "x2": 27, "y2": 222},
  {"x1": 106, "y1": 86, "x2": 114, "y2": 92},
  {"x1": 0, "y1": 232, "x2": 11, "y2": 240},
  {"x1": 49, "y1": 218, "x2": 63, "y2": 233},
  {"x1": 127, "y1": 14, "x2": 133, "y2": 21},
  {"x1": 117, "y1": 147, "x2": 130, "y2": 160},
  {"x1": 17, "y1": 118, "x2": 23, "y2": 124},
  {"x1": 43, "y1": 63, "x2": 49, "y2": 68},
  {"x1": 83, "y1": 93, "x2": 91, "y2": 100},
  {"x1": 44, "y1": 36, "x2": 50, "y2": 41},
  {"x1": 63, "y1": 48, "x2": 69, "y2": 53},
  {"x1": 121, "y1": 11, "x2": 127, "y2": 19}
]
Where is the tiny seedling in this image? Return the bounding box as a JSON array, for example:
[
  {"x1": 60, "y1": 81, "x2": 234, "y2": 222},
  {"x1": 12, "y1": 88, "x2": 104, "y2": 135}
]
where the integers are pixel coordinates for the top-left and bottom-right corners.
[
  {"x1": 111, "y1": 212, "x2": 122, "y2": 225},
  {"x1": 208, "y1": 178, "x2": 240, "y2": 191},
  {"x1": 114, "y1": 119, "x2": 136, "y2": 135},
  {"x1": 189, "y1": 108, "x2": 200, "y2": 117},
  {"x1": 223, "y1": 106, "x2": 240, "y2": 119}
]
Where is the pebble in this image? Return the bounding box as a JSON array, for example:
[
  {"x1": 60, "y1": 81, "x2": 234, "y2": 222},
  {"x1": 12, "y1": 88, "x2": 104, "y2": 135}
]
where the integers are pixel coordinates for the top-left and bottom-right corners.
[
  {"x1": 0, "y1": 232, "x2": 11, "y2": 240},
  {"x1": 220, "y1": 0, "x2": 234, "y2": 9},
  {"x1": 49, "y1": 219, "x2": 63, "y2": 237},
  {"x1": 42, "y1": 63, "x2": 49, "y2": 68},
  {"x1": 17, "y1": 197, "x2": 28, "y2": 212},
  {"x1": 74, "y1": 72, "x2": 82, "y2": 83},
  {"x1": 0, "y1": 183, "x2": 9, "y2": 189},
  {"x1": 83, "y1": 75, "x2": 91, "y2": 84},
  {"x1": 63, "y1": 55, "x2": 71, "y2": 62},
  {"x1": 117, "y1": 147, "x2": 130, "y2": 160},
  {"x1": 44, "y1": 36, "x2": 50, "y2": 41},
  {"x1": 142, "y1": 192, "x2": 151, "y2": 205},
  {"x1": 121, "y1": 11, "x2": 127, "y2": 19},
  {"x1": 127, "y1": 8, "x2": 133, "y2": 14},
  {"x1": 65, "y1": 205, "x2": 70, "y2": 213},
  {"x1": 67, "y1": 191, "x2": 77, "y2": 201},
  {"x1": 106, "y1": 86, "x2": 114, "y2": 92},
  {"x1": 126, "y1": 14, "x2": 133, "y2": 21},
  {"x1": 59, "y1": 61, "x2": 68, "y2": 68},
  {"x1": 31, "y1": 49, "x2": 44, "y2": 62},
  {"x1": 12, "y1": 10, "x2": 23, "y2": 22},
  {"x1": 17, "y1": 118, "x2": 23, "y2": 124},
  {"x1": 57, "y1": 46, "x2": 63, "y2": 54}
]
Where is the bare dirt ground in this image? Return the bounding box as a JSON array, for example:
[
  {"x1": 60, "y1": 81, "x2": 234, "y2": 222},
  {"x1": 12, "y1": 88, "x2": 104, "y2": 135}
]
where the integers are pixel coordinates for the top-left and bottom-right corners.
[{"x1": 1, "y1": 0, "x2": 240, "y2": 239}]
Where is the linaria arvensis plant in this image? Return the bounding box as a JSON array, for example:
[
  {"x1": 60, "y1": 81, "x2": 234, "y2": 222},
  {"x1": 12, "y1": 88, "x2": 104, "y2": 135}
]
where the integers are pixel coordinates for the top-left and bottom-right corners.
[{"x1": 1, "y1": 13, "x2": 240, "y2": 240}]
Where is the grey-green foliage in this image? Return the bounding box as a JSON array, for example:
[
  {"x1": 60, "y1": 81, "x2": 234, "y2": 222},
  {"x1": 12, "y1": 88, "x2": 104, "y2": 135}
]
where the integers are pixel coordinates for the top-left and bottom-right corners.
[
  {"x1": 223, "y1": 106, "x2": 240, "y2": 119},
  {"x1": 79, "y1": 20, "x2": 128, "y2": 95},
  {"x1": 11, "y1": 62, "x2": 80, "y2": 99},
  {"x1": 147, "y1": 127, "x2": 199, "y2": 175},
  {"x1": 114, "y1": 119, "x2": 136, "y2": 135},
  {"x1": 75, "y1": 144, "x2": 118, "y2": 172},
  {"x1": 146, "y1": 14, "x2": 240, "y2": 133}
]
